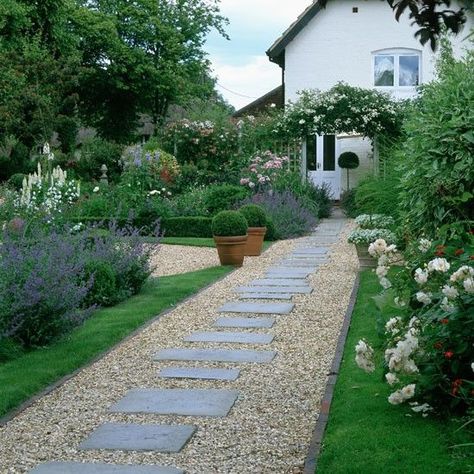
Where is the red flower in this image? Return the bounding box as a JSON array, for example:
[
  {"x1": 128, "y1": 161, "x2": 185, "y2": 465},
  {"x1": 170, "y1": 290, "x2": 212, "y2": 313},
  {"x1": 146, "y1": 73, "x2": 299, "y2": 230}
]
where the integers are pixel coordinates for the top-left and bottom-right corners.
[
  {"x1": 470, "y1": 255, "x2": 474, "y2": 261},
  {"x1": 451, "y1": 379, "x2": 462, "y2": 396},
  {"x1": 435, "y1": 245, "x2": 446, "y2": 256},
  {"x1": 444, "y1": 351, "x2": 454, "y2": 359},
  {"x1": 440, "y1": 319, "x2": 449, "y2": 325},
  {"x1": 454, "y1": 248, "x2": 465, "y2": 256},
  {"x1": 434, "y1": 342, "x2": 443, "y2": 350}
]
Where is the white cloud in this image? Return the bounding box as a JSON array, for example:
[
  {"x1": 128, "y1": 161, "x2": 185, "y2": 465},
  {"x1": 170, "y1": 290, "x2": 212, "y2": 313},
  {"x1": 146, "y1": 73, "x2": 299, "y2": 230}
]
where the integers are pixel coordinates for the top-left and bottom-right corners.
[{"x1": 210, "y1": 55, "x2": 281, "y2": 110}]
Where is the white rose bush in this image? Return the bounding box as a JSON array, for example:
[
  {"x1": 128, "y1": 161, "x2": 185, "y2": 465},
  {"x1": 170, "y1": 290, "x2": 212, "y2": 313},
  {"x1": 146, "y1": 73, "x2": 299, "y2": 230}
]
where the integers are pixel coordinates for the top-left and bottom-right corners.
[{"x1": 355, "y1": 224, "x2": 474, "y2": 416}]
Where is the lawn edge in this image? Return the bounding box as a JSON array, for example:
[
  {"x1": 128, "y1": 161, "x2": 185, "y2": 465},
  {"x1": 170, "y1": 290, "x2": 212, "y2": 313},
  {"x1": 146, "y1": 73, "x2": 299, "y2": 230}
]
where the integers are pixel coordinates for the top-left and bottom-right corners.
[
  {"x1": 303, "y1": 272, "x2": 361, "y2": 474},
  {"x1": 0, "y1": 266, "x2": 235, "y2": 426}
]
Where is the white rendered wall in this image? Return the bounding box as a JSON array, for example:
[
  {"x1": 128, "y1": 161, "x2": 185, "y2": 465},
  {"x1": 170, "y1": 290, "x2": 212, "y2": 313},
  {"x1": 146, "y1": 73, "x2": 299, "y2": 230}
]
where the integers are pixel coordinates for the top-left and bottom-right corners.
[{"x1": 283, "y1": 0, "x2": 472, "y2": 192}]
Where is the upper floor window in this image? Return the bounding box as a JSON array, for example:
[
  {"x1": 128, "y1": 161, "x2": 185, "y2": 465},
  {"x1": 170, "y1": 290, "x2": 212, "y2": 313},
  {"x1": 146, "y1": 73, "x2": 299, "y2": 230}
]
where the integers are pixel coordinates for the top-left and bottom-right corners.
[{"x1": 373, "y1": 49, "x2": 421, "y2": 87}]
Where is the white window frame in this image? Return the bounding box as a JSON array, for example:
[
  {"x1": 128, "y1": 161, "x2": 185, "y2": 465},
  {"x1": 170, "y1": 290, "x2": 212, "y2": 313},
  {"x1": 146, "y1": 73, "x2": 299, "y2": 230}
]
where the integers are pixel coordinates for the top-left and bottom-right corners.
[{"x1": 372, "y1": 48, "x2": 421, "y2": 89}]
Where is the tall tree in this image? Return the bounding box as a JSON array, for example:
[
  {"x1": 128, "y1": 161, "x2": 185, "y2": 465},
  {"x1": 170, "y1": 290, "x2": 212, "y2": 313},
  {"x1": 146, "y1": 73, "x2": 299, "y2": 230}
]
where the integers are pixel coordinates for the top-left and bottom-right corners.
[{"x1": 74, "y1": 0, "x2": 228, "y2": 142}]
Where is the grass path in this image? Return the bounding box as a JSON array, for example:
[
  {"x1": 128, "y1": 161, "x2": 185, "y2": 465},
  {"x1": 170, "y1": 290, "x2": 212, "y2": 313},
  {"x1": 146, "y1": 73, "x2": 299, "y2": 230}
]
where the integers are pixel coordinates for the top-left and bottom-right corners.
[{"x1": 0, "y1": 266, "x2": 232, "y2": 419}]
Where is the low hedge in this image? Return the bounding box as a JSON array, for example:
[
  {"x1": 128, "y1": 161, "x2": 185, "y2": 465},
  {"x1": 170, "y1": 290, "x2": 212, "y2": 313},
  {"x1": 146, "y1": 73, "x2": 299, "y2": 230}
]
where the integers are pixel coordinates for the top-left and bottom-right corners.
[{"x1": 161, "y1": 217, "x2": 212, "y2": 238}]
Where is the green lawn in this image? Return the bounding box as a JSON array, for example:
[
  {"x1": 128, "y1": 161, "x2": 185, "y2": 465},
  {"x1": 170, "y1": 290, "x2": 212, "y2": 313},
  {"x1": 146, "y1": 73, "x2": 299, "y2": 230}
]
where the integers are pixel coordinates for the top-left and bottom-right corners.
[
  {"x1": 0, "y1": 266, "x2": 232, "y2": 419},
  {"x1": 317, "y1": 270, "x2": 473, "y2": 474}
]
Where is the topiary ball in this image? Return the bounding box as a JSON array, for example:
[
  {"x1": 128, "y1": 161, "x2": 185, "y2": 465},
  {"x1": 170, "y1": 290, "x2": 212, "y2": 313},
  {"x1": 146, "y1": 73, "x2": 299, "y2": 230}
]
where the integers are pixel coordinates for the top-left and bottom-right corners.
[
  {"x1": 239, "y1": 204, "x2": 267, "y2": 227},
  {"x1": 212, "y1": 210, "x2": 248, "y2": 236},
  {"x1": 338, "y1": 151, "x2": 360, "y2": 169}
]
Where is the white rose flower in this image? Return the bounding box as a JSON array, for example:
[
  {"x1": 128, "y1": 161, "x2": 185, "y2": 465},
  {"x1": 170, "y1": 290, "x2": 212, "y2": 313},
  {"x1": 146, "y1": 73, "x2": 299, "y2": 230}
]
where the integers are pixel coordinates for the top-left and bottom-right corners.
[
  {"x1": 93, "y1": 186, "x2": 100, "y2": 193},
  {"x1": 379, "y1": 277, "x2": 392, "y2": 289},
  {"x1": 416, "y1": 291, "x2": 432, "y2": 305},
  {"x1": 442, "y1": 285, "x2": 459, "y2": 299},
  {"x1": 427, "y1": 258, "x2": 450, "y2": 273},
  {"x1": 376, "y1": 265, "x2": 389, "y2": 278},
  {"x1": 464, "y1": 277, "x2": 474, "y2": 294},
  {"x1": 388, "y1": 390, "x2": 405, "y2": 405},
  {"x1": 440, "y1": 297, "x2": 455, "y2": 313},
  {"x1": 414, "y1": 268, "x2": 428, "y2": 285},
  {"x1": 385, "y1": 372, "x2": 399, "y2": 385},
  {"x1": 401, "y1": 384, "x2": 416, "y2": 400},
  {"x1": 149, "y1": 189, "x2": 159, "y2": 195},
  {"x1": 385, "y1": 317, "x2": 401, "y2": 334},
  {"x1": 418, "y1": 238, "x2": 432, "y2": 253},
  {"x1": 471, "y1": 362, "x2": 474, "y2": 372},
  {"x1": 394, "y1": 297, "x2": 407, "y2": 308}
]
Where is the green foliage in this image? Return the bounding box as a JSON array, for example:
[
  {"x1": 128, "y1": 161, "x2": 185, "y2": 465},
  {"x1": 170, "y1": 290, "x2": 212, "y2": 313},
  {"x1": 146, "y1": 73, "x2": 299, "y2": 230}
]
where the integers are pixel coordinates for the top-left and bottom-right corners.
[
  {"x1": 204, "y1": 184, "x2": 250, "y2": 216},
  {"x1": 398, "y1": 47, "x2": 474, "y2": 238},
  {"x1": 170, "y1": 187, "x2": 209, "y2": 217},
  {"x1": 338, "y1": 151, "x2": 360, "y2": 169},
  {"x1": 161, "y1": 217, "x2": 212, "y2": 238},
  {"x1": 75, "y1": 138, "x2": 124, "y2": 183},
  {"x1": 340, "y1": 189, "x2": 358, "y2": 217},
  {"x1": 238, "y1": 204, "x2": 267, "y2": 227},
  {"x1": 84, "y1": 260, "x2": 117, "y2": 306},
  {"x1": 7, "y1": 173, "x2": 25, "y2": 190},
  {"x1": 211, "y1": 210, "x2": 248, "y2": 237}
]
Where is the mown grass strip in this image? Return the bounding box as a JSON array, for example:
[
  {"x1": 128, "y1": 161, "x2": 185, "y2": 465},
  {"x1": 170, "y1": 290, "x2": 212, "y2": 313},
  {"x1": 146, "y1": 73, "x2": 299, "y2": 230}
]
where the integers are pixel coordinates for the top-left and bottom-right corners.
[
  {"x1": 317, "y1": 270, "x2": 473, "y2": 473},
  {"x1": 0, "y1": 266, "x2": 232, "y2": 418}
]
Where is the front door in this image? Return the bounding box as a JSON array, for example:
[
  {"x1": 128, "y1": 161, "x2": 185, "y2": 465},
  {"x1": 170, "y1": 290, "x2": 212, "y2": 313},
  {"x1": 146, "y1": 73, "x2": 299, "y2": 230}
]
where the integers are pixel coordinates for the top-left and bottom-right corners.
[{"x1": 307, "y1": 134, "x2": 341, "y2": 199}]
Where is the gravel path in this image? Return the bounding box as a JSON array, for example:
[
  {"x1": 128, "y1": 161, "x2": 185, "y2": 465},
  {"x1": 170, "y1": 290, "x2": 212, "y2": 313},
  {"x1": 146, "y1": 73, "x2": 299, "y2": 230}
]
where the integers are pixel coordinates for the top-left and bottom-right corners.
[
  {"x1": 0, "y1": 215, "x2": 358, "y2": 474},
  {"x1": 150, "y1": 245, "x2": 219, "y2": 277}
]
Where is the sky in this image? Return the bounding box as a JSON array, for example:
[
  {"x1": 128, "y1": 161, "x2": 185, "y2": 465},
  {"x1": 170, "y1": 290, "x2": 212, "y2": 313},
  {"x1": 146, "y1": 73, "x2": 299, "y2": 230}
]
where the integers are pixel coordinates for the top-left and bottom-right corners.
[{"x1": 205, "y1": 0, "x2": 313, "y2": 110}]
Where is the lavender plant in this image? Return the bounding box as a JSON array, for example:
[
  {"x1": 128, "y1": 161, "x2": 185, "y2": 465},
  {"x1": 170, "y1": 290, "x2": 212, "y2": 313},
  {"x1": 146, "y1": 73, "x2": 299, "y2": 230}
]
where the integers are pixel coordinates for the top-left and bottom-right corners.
[{"x1": 242, "y1": 191, "x2": 317, "y2": 240}]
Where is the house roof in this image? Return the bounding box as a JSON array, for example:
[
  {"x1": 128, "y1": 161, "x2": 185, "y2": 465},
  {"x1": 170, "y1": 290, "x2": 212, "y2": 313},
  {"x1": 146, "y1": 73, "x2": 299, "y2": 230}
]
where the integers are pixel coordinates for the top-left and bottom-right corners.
[
  {"x1": 232, "y1": 85, "x2": 284, "y2": 118},
  {"x1": 266, "y1": 1, "x2": 323, "y2": 68}
]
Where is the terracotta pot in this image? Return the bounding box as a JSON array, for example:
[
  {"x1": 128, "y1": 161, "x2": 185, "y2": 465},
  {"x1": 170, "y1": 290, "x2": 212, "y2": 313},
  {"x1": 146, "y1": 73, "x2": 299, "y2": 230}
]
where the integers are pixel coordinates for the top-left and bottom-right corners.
[
  {"x1": 355, "y1": 244, "x2": 376, "y2": 269},
  {"x1": 213, "y1": 235, "x2": 248, "y2": 266},
  {"x1": 244, "y1": 227, "x2": 267, "y2": 256}
]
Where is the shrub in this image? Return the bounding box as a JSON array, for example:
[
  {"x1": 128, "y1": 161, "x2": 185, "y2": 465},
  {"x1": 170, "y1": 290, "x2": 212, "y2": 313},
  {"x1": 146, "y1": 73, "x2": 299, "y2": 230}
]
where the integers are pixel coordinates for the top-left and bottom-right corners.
[
  {"x1": 161, "y1": 217, "x2": 212, "y2": 237},
  {"x1": 170, "y1": 187, "x2": 209, "y2": 217},
  {"x1": 75, "y1": 138, "x2": 124, "y2": 183},
  {"x1": 347, "y1": 228, "x2": 397, "y2": 246},
  {"x1": 211, "y1": 211, "x2": 248, "y2": 236},
  {"x1": 204, "y1": 184, "x2": 250, "y2": 215},
  {"x1": 83, "y1": 260, "x2": 117, "y2": 306},
  {"x1": 340, "y1": 189, "x2": 358, "y2": 217},
  {"x1": 239, "y1": 151, "x2": 289, "y2": 191},
  {"x1": 398, "y1": 46, "x2": 474, "y2": 237},
  {"x1": 242, "y1": 191, "x2": 317, "y2": 240},
  {"x1": 239, "y1": 204, "x2": 267, "y2": 227},
  {"x1": 357, "y1": 224, "x2": 474, "y2": 416},
  {"x1": 355, "y1": 214, "x2": 395, "y2": 229},
  {"x1": 7, "y1": 173, "x2": 25, "y2": 190},
  {"x1": 338, "y1": 151, "x2": 360, "y2": 190},
  {"x1": 0, "y1": 229, "x2": 91, "y2": 348}
]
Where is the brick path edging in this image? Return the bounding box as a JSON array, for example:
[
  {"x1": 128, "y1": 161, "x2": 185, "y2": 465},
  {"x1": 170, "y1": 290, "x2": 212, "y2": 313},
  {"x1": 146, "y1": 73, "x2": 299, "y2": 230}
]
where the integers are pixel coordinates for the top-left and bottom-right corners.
[{"x1": 303, "y1": 273, "x2": 361, "y2": 473}]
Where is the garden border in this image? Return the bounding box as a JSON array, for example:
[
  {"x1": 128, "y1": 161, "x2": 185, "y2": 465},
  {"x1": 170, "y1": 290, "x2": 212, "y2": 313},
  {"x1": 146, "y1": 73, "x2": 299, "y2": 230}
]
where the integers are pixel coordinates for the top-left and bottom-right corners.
[
  {"x1": 0, "y1": 267, "x2": 236, "y2": 427},
  {"x1": 303, "y1": 273, "x2": 360, "y2": 473}
]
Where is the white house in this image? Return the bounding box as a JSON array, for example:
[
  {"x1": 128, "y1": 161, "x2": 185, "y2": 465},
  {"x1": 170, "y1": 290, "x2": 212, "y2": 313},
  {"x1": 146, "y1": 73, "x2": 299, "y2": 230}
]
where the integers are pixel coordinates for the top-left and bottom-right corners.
[{"x1": 266, "y1": 0, "x2": 473, "y2": 199}]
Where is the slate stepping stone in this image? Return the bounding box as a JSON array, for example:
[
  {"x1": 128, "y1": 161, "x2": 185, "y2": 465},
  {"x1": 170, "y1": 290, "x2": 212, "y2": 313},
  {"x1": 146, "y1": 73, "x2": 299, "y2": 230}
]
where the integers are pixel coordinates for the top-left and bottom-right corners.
[
  {"x1": 30, "y1": 462, "x2": 183, "y2": 474},
  {"x1": 154, "y1": 348, "x2": 276, "y2": 363},
  {"x1": 218, "y1": 301, "x2": 294, "y2": 314},
  {"x1": 293, "y1": 247, "x2": 329, "y2": 254},
  {"x1": 184, "y1": 331, "x2": 273, "y2": 344},
  {"x1": 158, "y1": 367, "x2": 240, "y2": 381},
  {"x1": 239, "y1": 292, "x2": 293, "y2": 300},
  {"x1": 266, "y1": 268, "x2": 312, "y2": 277},
  {"x1": 250, "y1": 278, "x2": 307, "y2": 286},
  {"x1": 214, "y1": 317, "x2": 275, "y2": 328},
  {"x1": 236, "y1": 285, "x2": 312, "y2": 294},
  {"x1": 79, "y1": 423, "x2": 195, "y2": 452},
  {"x1": 277, "y1": 262, "x2": 319, "y2": 270},
  {"x1": 109, "y1": 388, "x2": 238, "y2": 417}
]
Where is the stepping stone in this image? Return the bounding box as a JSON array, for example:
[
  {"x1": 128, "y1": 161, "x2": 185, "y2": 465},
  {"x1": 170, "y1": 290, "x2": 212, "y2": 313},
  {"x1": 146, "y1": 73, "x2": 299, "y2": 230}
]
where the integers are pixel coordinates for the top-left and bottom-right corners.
[
  {"x1": 30, "y1": 462, "x2": 183, "y2": 474},
  {"x1": 79, "y1": 423, "x2": 195, "y2": 452},
  {"x1": 278, "y1": 262, "x2": 320, "y2": 269},
  {"x1": 250, "y1": 278, "x2": 307, "y2": 286},
  {"x1": 109, "y1": 388, "x2": 238, "y2": 417},
  {"x1": 266, "y1": 268, "x2": 312, "y2": 277},
  {"x1": 158, "y1": 367, "x2": 240, "y2": 381},
  {"x1": 184, "y1": 331, "x2": 273, "y2": 344},
  {"x1": 154, "y1": 348, "x2": 276, "y2": 363},
  {"x1": 236, "y1": 285, "x2": 312, "y2": 294},
  {"x1": 293, "y1": 247, "x2": 329, "y2": 254},
  {"x1": 218, "y1": 302, "x2": 294, "y2": 314},
  {"x1": 239, "y1": 292, "x2": 293, "y2": 300},
  {"x1": 215, "y1": 317, "x2": 275, "y2": 328}
]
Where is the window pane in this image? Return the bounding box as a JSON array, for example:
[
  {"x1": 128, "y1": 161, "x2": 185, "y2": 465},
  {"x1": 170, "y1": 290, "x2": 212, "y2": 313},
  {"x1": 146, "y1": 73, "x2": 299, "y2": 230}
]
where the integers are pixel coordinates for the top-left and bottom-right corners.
[
  {"x1": 306, "y1": 136, "x2": 317, "y2": 171},
  {"x1": 323, "y1": 135, "x2": 335, "y2": 171},
  {"x1": 399, "y1": 55, "x2": 419, "y2": 86},
  {"x1": 374, "y1": 55, "x2": 394, "y2": 86}
]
